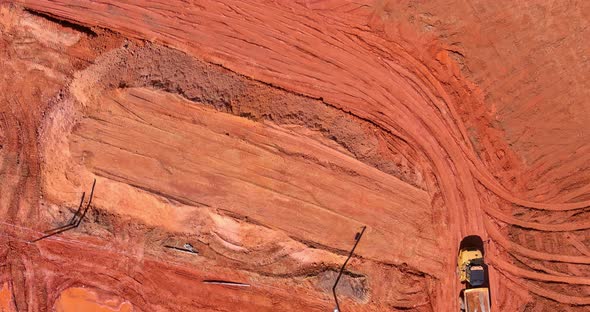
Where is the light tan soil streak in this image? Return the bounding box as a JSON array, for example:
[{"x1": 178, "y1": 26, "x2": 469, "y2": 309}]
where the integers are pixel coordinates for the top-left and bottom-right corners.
[{"x1": 2, "y1": 1, "x2": 590, "y2": 311}]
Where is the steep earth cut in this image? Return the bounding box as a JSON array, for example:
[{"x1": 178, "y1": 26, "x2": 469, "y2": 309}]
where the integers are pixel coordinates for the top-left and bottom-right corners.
[{"x1": 1, "y1": 1, "x2": 589, "y2": 311}]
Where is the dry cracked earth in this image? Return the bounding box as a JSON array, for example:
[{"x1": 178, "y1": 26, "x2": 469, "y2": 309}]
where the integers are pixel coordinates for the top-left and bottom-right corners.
[{"x1": 1, "y1": 1, "x2": 590, "y2": 311}]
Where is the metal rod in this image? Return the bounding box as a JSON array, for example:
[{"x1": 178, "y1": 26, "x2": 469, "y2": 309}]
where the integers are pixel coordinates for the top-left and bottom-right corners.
[
  {"x1": 333, "y1": 225, "x2": 366, "y2": 312},
  {"x1": 42, "y1": 223, "x2": 76, "y2": 235},
  {"x1": 164, "y1": 245, "x2": 199, "y2": 254},
  {"x1": 31, "y1": 179, "x2": 96, "y2": 242},
  {"x1": 202, "y1": 280, "x2": 250, "y2": 287},
  {"x1": 76, "y1": 179, "x2": 96, "y2": 226},
  {"x1": 67, "y1": 192, "x2": 86, "y2": 225},
  {"x1": 31, "y1": 224, "x2": 76, "y2": 242}
]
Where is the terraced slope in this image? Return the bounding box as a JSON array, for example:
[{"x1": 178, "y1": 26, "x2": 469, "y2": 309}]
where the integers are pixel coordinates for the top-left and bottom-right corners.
[{"x1": 1, "y1": 1, "x2": 589, "y2": 311}]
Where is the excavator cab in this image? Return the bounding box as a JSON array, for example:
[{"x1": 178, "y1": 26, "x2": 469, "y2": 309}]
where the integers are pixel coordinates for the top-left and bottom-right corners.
[{"x1": 465, "y1": 258, "x2": 485, "y2": 287}]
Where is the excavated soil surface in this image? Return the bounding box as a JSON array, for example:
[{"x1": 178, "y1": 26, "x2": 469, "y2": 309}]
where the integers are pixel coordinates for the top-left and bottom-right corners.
[{"x1": 1, "y1": 1, "x2": 590, "y2": 311}]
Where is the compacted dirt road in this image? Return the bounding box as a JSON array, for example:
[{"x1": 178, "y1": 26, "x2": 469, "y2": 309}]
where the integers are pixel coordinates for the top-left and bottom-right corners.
[{"x1": 1, "y1": 1, "x2": 589, "y2": 311}]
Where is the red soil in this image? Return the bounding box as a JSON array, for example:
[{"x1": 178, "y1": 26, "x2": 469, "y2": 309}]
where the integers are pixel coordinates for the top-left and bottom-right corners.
[{"x1": 1, "y1": 1, "x2": 589, "y2": 311}]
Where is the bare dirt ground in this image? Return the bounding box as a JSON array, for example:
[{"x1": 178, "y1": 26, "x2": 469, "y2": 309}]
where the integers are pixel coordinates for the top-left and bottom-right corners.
[{"x1": 1, "y1": 1, "x2": 589, "y2": 311}]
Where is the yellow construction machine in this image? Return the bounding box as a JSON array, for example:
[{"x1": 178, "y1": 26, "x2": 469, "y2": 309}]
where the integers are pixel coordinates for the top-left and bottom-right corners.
[{"x1": 458, "y1": 235, "x2": 491, "y2": 312}]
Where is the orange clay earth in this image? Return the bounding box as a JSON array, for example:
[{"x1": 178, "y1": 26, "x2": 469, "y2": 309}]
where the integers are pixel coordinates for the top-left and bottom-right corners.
[
  {"x1": 0, "y1": 283, "x2": 16, "y2": 312},
  {"x1": 54, "y1": 288, "x2": 131, "y2": 312},
  {"x1": 1, "y1": 1, "x2": 590, "y2": 311}
]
